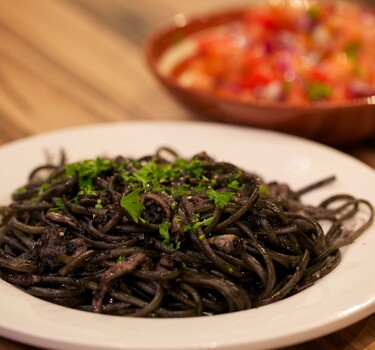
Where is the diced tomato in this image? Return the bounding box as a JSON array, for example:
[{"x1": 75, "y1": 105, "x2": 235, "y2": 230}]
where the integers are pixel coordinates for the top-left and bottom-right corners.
[
  {"x1": 237, "y1": 68, "x2": 274, "y2": 89},
  {"x1": 169, "y1": 1, "x2": 375, "y2": 104},
  {"x1": 197, "y1": 35, "x2": 234, "y2": 56},
  {"x1": 307, "y1": 68, "x2": 329, "y2": 83},
  {"x1": 244, "y1": 8, "x2": 293, "y2": 31}
]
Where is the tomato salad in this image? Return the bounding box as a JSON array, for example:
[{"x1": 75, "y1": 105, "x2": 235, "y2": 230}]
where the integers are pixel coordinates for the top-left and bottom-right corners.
[{"x1": 168, "y1": 1, "x2": 375, "y2": 105}]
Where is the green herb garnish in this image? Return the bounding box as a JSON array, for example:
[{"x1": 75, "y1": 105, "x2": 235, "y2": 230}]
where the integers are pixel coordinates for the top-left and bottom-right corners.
[
  {"x1": 120, "y1": 188, "x2": 145, "y2": 223},
  {"x1": 307, "y1": 82, "x2": 332, "y2": 101},
  {"x1": 14, "y1": 185, "x2": 27, "y2": 195},
  {"x1": 259, "y1": 185, "x2": 268, "y2": 197},
  {"x1": 307, "y1": 6, "x2": 321, "y2": 20},
  {"x1": 206, "y1": 189, "x2": 232, "y2": 209},
  {"x1": 344, "y1": 42, "x2": 362, "y2": 59},
  {"x1": 95, "y1": 199, "x2": 103, "y2": 209},
  {"x1": 49, "y1": 197, "x2": 65, "y2": 212},
  {"x1": 65, "y1": 157, "x2": 113, "y2": 194},
  {"x1": 184, "y1": 216, "x2": 214, "y2": 233},
  {"x1": 227, "y1": 180, "x2": 241, "y2": 191},
  {"x1": 159, "y1": 221, "x2": 171, "y2": 245}
]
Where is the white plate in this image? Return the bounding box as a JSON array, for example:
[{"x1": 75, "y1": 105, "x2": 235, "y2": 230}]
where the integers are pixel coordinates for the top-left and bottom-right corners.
[{"x1": 0, "y1": 121, "x2": 375, "y2": 350}]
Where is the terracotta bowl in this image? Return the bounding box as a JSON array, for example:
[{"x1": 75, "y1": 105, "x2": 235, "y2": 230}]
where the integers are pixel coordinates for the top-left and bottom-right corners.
[{"x1": 144, "y1": 4, "x2": 375, "y2": 145}]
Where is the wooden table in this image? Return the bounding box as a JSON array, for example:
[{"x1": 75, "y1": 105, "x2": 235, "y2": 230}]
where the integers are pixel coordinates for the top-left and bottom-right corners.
[{"x1": 1, "y1": 1, "x2": 375, "y2": 349}]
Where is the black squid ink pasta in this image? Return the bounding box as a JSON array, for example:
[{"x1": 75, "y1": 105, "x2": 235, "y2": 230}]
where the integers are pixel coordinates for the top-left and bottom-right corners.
[{"x1": 0, "y1": 147, "x2": 373, "y2": 317}]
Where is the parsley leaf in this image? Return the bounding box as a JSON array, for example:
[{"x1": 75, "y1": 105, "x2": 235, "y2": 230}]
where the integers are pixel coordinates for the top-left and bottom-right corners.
[
  {"x1": 306, "y1": 82, "x2": 332, "y2": 101},
  {"x1": 120, "y1": 188, "x2": 145, "y2": 223},
  {"x1": 259, "y1": 185, "x2": 268, "y2": 196},
  {"x1": 307, "y1": 6, "x2": 321, "y2": 20},
  {"x1": 119, "y1": 157, "x2": 209, "y2": 195},
  {"x1": 206, "y1": 189, "x2": 232, "y2": 209},
  {"x1": 185, "y1": 158, "x2": 203, "y2": 179},
  {"x1": 65, "y1": 157, "x2": 113, "y2": 194},
  {"x1": 159, "y1": 221, "x2": 171, "y2": 245},
  {"x1": 184, "y1": 216, "x2": 214, "y2": 233},
  {"x1": 49, "y1": 197, "x2": 65, "y2": 212},
  {"x1": 193, "y1": 216, "x2": 214, "y2": 231},
  {"x1": 345, "y1": 42, "x2": 361, "y2": 59},
  {"x1": 14, "y1": 185, "x2": 27, "y2": 195},
  {"x1": 227, "y1": 179, "x2": 242, "y2": 191},
  {"x1": 95, "y1": 199, "x2": 103, "y2": 209}
]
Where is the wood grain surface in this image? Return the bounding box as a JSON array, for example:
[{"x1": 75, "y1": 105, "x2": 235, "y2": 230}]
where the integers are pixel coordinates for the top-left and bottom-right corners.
[{"x1": 0, "y1": 1, "x2": 375, "y2": 349}]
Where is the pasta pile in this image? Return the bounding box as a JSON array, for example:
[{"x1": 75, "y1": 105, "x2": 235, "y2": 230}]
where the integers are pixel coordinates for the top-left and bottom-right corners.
[{"x1": 0, "y1": 148, "x2": 373, "y2": 317}]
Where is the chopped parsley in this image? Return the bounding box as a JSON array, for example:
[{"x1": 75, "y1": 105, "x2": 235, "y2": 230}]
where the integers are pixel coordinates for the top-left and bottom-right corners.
[
  {"x1": 120, "y1": 157, "x2": 206, "y2": 193},
  {"x1": 39, "y1": 182, "x2": 50, "y2": 195},
  {"x1": 344, "y1": 42, "x2": 362, "y2": 59},
  {"x1": 259, "y1": 184, "x2": 268, "y2": 197},
  {"x1": 193, "y1": 216, "x2": 214, "y2": 231},
  {"x1": 49, "y1": 197, "x2": 65, "y2": 212},
  {"x1": 306, "y1": 82, "x2": 332, "y2": 101},
  {"x1": 159, "y1": 221, "x2": 171, "y2": 245},
  {"x1": 227, "y1": 179, "x2": 241, "y2": 191},
  {"x1": 14, "y1": 185, "x2": 27, "y2": 195},
  {"x1": 184, "y1": 216, "x2": 214, "y2": 233},
  {"x1": 198, "y1": 234, "x2": 206, "y2": 241},
  {"x1": 120, "y1": 157, "x2": 214, "y2": 195},
  {"x1": 120, "y1": 188, "x2": 145, "y2": 223},
  {"x1": 65, "y1": 157, "x2": 114, "y2": 195},
  {"x1": 159, "y1": 221, "x2": 180, "y2": 250},
  {"x1": 206, "y1": 189, "x2": 232, "y2": 209},
  {"x1": 114, "y1": 155, "x2": 246, "y2": 226},
  {"x1": 307, "y1": 6, "x2": 321, "y2": 20},
  {"x1": 176, "y1": 157, "x2": 204, "y2": 179},
  {"x1": 95, "y1": 199, "x2": 103, "y2": 209},
  {"x1": 58, "y1": 152, "x2": 249, "y2": 230}
]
